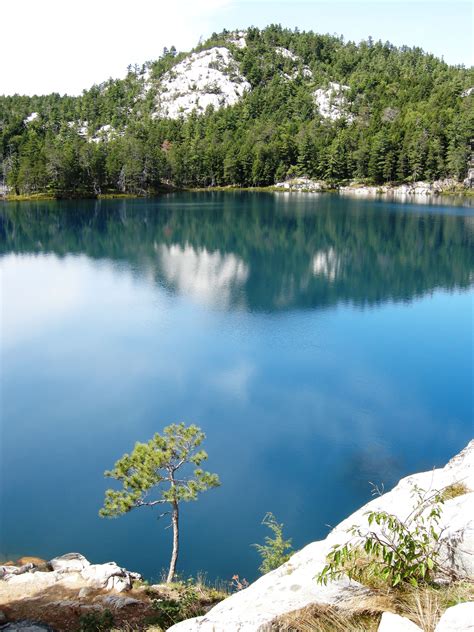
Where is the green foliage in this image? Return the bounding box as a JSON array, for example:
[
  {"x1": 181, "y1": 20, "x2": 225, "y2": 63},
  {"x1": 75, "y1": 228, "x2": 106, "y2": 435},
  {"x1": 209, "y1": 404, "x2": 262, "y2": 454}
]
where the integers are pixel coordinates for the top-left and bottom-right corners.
[
  {"x1": 316, "y1": 485, "x2": 447, "y2": 589},
  {"x1": 99, "y1": 423, "x2": 220, "y2": 518},
  {"x1": 254, "y1": 512, "x2": 293, "y2": 574},
  {"x1": 79, "y1": 609, "x2": 114, "y2": 632}
]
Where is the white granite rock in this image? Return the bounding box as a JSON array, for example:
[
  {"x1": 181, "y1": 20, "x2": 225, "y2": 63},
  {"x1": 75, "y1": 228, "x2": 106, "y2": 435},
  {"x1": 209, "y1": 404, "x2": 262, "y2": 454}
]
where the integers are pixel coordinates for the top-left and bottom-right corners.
[
  {"x1": 152, "y1": 47, "x2": 250, "y2": 119},
  {"x1": 49, "y1": 552, "x2": 90, "y2": 572},
  {"x1": 378, "y1": 612, "x2": 423, "y2": 632},
  {"x1": 434, "y1": 602, "x2": 474, "y2": 631},
  {"x1": 274, "y1": 177, "x2": 325, "y2": 191},
  {"x1": 313, "y1": 82, "x2": 353, "y2": 121},
  {"x1": 1, "y1": 555, "x2": 141, "y2": 594},
  {"x1": 81, "y1": 562, "x2": 141, "y2": 592}
]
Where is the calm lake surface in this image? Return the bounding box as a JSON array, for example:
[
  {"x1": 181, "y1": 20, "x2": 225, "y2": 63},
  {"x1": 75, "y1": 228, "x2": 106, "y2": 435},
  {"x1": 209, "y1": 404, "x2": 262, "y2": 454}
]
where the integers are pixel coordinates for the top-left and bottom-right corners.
[{"x1": 1, "y1": 192, "x2": 473, "y2": 582}]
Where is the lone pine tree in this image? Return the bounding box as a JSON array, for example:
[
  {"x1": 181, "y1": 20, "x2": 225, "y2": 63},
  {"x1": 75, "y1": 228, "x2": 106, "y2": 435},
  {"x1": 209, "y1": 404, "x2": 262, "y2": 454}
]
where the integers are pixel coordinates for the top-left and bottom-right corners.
[{"x1": 99, "y1": 423, "x2": 220, "y2": 582}]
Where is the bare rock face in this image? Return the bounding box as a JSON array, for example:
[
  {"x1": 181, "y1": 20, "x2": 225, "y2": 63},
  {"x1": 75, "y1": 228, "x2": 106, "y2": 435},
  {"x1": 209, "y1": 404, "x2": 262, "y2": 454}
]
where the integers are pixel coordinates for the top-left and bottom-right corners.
[
  {"x1": 168, "y1": 441, "x2": 474, "y2": 632},
  {"x1": 434, "y1": 602, "x2": 474, "y2": 631},
  {"x1": 377, "y1": 612, "x2": 422, "y2": 632},
  {"x1": 152, "y1": 47, "x2": 251, "y2": 119},
  {"x1": 313, "y1": 83, "x2": 353, "y2": 122}
]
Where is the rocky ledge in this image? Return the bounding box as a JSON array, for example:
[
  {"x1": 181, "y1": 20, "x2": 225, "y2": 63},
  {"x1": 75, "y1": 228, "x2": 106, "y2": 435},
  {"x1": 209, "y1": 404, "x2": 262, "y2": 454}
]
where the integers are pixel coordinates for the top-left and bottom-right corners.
[
  {"x1": 0, "y1": 553, "x2": 141, "y2": 593},
  {"x1": 169, "y1": 440, "x2": 474, "y2": 631},
  {"x1": 274, "y1": 177, "x2": 472, "y2": 197},
  {"x1": 0, "y1": 553, "x2": 224, "y2": 631}
]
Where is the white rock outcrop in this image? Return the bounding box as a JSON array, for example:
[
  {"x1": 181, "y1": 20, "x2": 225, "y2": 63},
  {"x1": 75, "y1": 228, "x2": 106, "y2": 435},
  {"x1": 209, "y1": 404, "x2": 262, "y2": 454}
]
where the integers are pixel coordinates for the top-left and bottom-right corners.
[
  {"x1": 274, "y1": 46, "x2": 299, "y2": 62},
  {"x1": 23, "y1": 112, "x2": 39, "y2": 124},
  {"x1": 313, "y1": 82, "x2": 353, "y2": 121},
  {"x1": 1, "y1": 554, "x2": 141, "y2": 593},
  {"x1": 169, "y1": 441, "x2": 474, "y2": 632},
  {"x1": 274, "y1": 177, "x2": 325, "y2": 191},
  {"x1": 228, "y1": 31, "x2": 247, "y2": 49},
  {"x1": 153, "y1": 47, "x2": 250, "y2": 119},
  {"x1": 434, "y1": 602, "x2": 474, "y2": 631},
  {"x1": 377, "y1": 612, "x2": 422, "y2": 632}
]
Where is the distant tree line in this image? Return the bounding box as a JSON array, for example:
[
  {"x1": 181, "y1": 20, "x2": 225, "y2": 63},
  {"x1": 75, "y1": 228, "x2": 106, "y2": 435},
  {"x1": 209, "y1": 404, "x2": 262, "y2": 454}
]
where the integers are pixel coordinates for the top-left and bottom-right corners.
[{"x1": 1, "y1": 25, "x2": 472, "y2": 196}]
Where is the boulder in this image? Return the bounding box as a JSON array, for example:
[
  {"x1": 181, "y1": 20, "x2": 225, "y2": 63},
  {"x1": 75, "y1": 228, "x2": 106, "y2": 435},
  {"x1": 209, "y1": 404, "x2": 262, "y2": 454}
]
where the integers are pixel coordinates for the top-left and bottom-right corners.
[
  {"x1": 377, "y1": 612, "x2": 422, "y2": 631},
  {"x1": 434, "y1": 602, "x2": 474, "y2": 631},
  {"x1": 49, "y1": 553, "x2": 90, "y2": 573},
  {"x1": 81, "y1": 562, "x2": 141, "y2": 592}
]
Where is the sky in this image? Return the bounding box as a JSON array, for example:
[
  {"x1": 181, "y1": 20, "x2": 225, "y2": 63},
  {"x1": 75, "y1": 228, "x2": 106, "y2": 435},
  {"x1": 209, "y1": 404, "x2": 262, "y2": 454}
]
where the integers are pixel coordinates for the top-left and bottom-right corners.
[{"x1": 1, "y1": 0, "x2": 472, "y2": 96}]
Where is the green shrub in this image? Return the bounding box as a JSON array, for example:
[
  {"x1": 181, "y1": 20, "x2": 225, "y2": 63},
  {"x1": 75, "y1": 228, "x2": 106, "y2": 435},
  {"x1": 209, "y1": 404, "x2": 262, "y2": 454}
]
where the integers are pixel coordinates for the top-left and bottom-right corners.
[
  {"x1": 254, "y1": 512, "x2": 293, "y2": 574},
  {"x1": 317, "y1": 485, "x2": 447, "y2": 589}
]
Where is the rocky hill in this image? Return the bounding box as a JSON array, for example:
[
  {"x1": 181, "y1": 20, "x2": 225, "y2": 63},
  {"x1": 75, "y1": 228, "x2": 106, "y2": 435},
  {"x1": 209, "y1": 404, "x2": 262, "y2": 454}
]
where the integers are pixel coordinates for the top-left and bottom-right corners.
[{"x1": 0, "y1": 25, "x2": 472, "y2": 196}]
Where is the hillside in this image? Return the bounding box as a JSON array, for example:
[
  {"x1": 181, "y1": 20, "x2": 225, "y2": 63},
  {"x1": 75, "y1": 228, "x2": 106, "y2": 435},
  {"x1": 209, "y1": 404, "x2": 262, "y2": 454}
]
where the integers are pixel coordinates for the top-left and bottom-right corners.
[{"x1": 0, "y1": 25, "x2": 473, "y2": 196}]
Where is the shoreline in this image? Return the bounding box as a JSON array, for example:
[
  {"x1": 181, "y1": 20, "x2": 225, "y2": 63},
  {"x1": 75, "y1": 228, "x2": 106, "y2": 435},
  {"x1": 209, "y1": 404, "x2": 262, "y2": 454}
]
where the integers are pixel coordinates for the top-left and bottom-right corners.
[{"x1": 1, "y1": 180, "x2": 473, "y2": 203}]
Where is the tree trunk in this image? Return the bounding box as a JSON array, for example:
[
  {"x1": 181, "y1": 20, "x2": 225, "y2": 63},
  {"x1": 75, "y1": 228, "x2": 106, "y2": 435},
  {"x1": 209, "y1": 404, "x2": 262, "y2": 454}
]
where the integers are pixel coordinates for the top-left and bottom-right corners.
[{"x1": 167, "y1": 499, "x2": 179, "y2": 583}]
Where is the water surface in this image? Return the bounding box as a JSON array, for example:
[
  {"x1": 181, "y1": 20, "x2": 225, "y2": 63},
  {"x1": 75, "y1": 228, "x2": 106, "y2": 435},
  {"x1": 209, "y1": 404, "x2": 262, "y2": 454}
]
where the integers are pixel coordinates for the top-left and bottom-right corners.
[{"x1": 1, "y1": 192, "x2": 472, "y2": 582}]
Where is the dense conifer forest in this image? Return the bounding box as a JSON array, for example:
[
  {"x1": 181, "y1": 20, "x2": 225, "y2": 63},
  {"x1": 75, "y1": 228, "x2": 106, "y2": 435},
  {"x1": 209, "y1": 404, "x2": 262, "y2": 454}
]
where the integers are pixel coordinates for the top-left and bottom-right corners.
[{"x1": 1, "y1": 25, "x2": 472, "y2": 196}]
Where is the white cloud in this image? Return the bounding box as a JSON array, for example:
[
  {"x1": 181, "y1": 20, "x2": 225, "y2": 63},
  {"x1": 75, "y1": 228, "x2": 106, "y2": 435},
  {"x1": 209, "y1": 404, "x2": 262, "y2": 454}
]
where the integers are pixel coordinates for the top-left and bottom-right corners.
[
  {"x1": 1, "y1": 0, "x2": 234, "y2": 95},
  {"x1": 158, "y1": 244, "x2": 248, "y2": 309},
  {"x1": 0, "y1": 253, "x2": 163, "y2": 348}
]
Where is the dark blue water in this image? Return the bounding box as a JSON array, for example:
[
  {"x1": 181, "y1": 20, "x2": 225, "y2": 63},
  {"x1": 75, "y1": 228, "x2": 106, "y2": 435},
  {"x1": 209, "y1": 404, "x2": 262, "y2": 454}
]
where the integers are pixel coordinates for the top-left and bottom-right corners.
[{"x1": 1, "y1": 192, "x2": 472, "y2": 582}]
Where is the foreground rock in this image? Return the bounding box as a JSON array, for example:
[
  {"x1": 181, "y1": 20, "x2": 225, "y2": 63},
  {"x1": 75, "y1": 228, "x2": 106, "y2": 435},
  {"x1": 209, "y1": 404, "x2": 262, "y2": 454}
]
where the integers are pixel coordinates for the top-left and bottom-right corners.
[
  {"x1": 377, "y1": 612, "x2": 422, "y2": 632},
  {"x1": 169, "y1": 441, "x2": 474, "y2": 631},
  {"x1": 1, "y1": 554, "x2": 141, "y2": 593},
  {"x1": 434, "y1": 602, "x2": 474, "y2": 631}
]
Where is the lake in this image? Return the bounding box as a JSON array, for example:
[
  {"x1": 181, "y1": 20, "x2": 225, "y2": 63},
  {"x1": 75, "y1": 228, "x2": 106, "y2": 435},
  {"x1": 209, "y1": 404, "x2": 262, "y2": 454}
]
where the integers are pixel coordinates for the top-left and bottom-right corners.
[{"x1": 0, "y1": 192, "x2": 472, "y2": 583}]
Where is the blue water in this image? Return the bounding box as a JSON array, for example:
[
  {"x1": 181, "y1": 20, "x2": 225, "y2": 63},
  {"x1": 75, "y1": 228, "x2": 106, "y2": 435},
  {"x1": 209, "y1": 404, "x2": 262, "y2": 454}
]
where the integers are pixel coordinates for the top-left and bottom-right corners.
[{"x1": 0, "y1": 192, "x2": 472, "y2": 582}]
